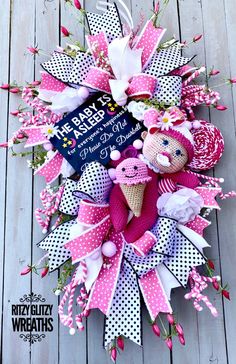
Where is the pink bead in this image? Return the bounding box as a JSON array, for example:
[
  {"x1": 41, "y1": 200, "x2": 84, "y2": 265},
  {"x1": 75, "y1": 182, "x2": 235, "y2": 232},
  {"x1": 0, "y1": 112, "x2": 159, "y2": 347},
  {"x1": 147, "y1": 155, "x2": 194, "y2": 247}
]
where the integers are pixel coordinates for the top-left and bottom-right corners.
[
  {"x1": 43, "y1": 142, "x2": 53, "y2": 151},
  {"x1": 193, "y1": 120, "x2": 201, "y2": 129},
  {"x1": 108, "y1": 168, "x2": 116, "y2": 181},
  {"x1": 102, "y1": 241, "x2": 117, "y2": 258},
  {"x1": 110, "y1": 150, "x2": 121, "y2": 161},
  {"x1": 133, "y1": 139, "x2": 143, "y2": 150},
  {"x1": 77, "y1": 86, "x2": 89, "y2": 100}
]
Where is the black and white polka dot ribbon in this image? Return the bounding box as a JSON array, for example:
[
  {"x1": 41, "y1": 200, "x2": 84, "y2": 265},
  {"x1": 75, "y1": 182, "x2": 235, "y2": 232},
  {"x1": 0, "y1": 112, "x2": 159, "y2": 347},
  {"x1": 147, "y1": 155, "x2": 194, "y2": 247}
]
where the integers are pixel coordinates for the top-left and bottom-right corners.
[{"x1": 41, "y1": 4, "x2": 193, "y2": 106}]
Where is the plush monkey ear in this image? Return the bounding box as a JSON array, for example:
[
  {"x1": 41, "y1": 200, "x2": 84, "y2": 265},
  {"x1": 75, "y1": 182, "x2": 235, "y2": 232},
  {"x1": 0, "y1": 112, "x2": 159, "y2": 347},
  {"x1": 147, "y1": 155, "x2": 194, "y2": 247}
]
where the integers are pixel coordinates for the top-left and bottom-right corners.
[{"x1": 141, "y1": 131, "x2": 148, "y2": 140}]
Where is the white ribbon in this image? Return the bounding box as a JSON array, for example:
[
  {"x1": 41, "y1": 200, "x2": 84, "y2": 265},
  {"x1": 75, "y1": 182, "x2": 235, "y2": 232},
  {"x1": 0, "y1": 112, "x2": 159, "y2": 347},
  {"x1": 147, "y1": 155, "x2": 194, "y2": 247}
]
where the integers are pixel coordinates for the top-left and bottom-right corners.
[{"x1": 108, "y1": 35, "x2": 142, "y2": 105}]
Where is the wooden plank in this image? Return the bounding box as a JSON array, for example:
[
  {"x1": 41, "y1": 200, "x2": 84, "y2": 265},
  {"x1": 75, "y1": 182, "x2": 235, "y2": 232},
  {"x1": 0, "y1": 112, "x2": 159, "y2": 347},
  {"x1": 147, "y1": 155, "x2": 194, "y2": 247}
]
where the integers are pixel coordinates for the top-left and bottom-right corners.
[
  {"x1": 1, "y1": 1, "x2": 35, "y2": 363},
  {"x1": 201, "y1": 1, "x2": 236, "y2": 363},
  {"x1": 220, "y1": 1, "x2": 236, "y2": 363},
  {"x1": 59, "y1": 1, "x2": 88, "y2": 364},
  {"x1": 172, "y1": 1, "x2": 228, "y2": 363},
  {"x1": 0, "y1": 0, "x2": 11, "y2": 355},
  {"x1": 30, "y1": 1, "x2": 60, "y2": 363}
]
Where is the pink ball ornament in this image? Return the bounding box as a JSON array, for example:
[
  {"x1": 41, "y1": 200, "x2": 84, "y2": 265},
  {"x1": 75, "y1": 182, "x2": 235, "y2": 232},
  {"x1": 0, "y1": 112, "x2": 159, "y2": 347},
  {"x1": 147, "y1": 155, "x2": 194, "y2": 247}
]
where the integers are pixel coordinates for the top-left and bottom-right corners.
[
  {"x1": 133, "y1": 139, "x2": 143, "y2": 150},
  {"x1": 110, "y1": 150, "x2": 121, "y2": 161},
  {"x1": 78, "y1": 86, "x2": 89, "y2": 100},
  {"x1": 102, "y1": 241, "x2": 117, "y2": 258},
  {"x1": 43, "y1": 142, "x2": 53, "y2": 151},
  {"x1": 108, "y1": 168, "x2": 116, "y2": 181},
  {"x1": 193, "y1": 120, "x2": 201, "y2": 129}
]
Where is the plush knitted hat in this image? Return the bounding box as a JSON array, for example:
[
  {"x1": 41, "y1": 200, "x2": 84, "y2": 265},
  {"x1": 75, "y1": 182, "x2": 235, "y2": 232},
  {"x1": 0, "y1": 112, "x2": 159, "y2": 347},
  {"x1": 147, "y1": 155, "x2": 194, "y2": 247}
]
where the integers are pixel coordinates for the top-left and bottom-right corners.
[{"x1": 149, "y1": 125, "x2": 195, "y2": 162}]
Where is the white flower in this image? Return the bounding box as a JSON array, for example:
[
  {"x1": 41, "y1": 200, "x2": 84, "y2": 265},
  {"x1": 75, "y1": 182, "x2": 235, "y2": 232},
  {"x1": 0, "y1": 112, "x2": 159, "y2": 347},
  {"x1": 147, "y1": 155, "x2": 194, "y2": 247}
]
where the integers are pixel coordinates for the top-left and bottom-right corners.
[
  {"x1": 157, "y1": 188, "x2": 204, "y2": 224},
  {"x1": 50, "y1": 87, "x2": 88, "y2": 114},
  {"x1": 43, "y1": 125, "x2": 59, "y2": 139},
  {"x1": 127, "y1": 101, "x2": 147, "y2": 121},
  {"x1": 26, "y1": 160, "x2": 32, "y2": 168},
  {"x1": 156, "y1": 111, "x2": 174, "y2": 131}
]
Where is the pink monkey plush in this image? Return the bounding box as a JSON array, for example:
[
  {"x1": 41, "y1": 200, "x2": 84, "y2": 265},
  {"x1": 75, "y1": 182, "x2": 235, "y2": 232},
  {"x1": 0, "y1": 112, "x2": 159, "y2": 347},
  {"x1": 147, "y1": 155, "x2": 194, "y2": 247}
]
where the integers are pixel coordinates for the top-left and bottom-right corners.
[{"x1": 110, "y1": 124, "x2": 199, "y2": 243}]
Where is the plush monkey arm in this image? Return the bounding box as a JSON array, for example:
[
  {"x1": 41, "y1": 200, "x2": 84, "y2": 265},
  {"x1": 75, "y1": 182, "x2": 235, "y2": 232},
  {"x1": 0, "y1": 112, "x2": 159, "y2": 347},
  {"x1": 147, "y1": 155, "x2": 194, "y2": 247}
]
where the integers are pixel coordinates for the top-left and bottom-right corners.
[
  {"x1": 123, "y1": 171, "x2": 159, "y2": 243},
  {"x1": 163, "y1": 171, "x2": 200, "y2": 189},
  {"x1": 109, "y1": 184, "x2": 130, "y2": 233}
]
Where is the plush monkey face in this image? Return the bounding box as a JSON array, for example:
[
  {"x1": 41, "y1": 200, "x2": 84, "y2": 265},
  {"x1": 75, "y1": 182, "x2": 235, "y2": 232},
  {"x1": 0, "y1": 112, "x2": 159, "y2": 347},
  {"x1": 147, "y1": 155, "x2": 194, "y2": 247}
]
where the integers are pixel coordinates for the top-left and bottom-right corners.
[{"x1": 142, "y1": 131, "x2": 188, "y2": 173}]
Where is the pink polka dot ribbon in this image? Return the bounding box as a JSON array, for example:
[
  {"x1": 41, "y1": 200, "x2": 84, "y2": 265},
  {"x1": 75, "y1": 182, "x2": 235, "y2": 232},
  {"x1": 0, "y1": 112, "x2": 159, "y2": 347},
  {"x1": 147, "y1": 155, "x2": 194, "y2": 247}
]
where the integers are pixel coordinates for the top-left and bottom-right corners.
[
  {"x1": 22, "y1": 126, "x2": 48, "y2": 147},
  {"x1": 82, "y1": 66, "x2": 113, "y2": 94},
  {"x1": 131, "y1": 231, "x2": 157, "y2": 257},
  {"x1": 134, "y1": 21, "x2": 166, "y2": 69},
  {"x1": 34, "y1": 151, "x2": 64, "y2": 184},
  {"x1": 195, "y1": 187, "x2": 221, "y2": 209},
  {"x1": 64, "y1": 215, "x2": 111, "y2": 263},
  {"x1": 126, "y1": 74, "x2": 157, "y2": 99},
  {"x1": 86, "y1": 32, "x2": 109, "y2": 62},
  {"x1": 40, "y1": 71, "x2": 67, "y2": 92},
  {"x1": 77, "y1": 200, "x2": 110, "y2": 225},
  {"x1": 186, "y1": 215, "x2": 211, "y2": 236},
  {"x1": 139, "y1": 270, "x2": 172, "y2": 320}
]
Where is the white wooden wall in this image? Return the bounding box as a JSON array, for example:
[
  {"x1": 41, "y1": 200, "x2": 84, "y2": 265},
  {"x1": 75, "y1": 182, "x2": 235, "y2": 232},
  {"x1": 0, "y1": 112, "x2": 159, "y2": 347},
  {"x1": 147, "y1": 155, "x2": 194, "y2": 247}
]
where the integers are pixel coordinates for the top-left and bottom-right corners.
[{"x1": 0, "y1": 1, "x2": 236, "y2": 363}]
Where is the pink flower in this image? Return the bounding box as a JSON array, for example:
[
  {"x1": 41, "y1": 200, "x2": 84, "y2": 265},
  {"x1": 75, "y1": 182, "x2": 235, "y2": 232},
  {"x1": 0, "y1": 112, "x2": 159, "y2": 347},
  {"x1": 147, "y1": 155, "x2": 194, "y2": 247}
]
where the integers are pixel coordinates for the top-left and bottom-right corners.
[
  {"x1": 229, "y1": 77, "x2": 236, "y2": 84},
  {"x1": 27, "y1": 46, "x2": 39, "y2": 54},
  {"x1": 215, "y1": 104, "x2": 227, "y2": 111},
  {"x1": 117, "y1": 336, "x2": 124, "y2": 351},
  {"x1": 175, "y1": 323, "x2": 184, "y2": 336},
  {"x1": 10, "y1": 110, "x2": 19, "y2": 116},
  {"x1": 154, "y1": 2, "x2": 160, "y2": 13},
  {"x1": 166, "y1": 314, "x2": 175, "y2": 325},
  {"x1": 222, "y1": 290, "x2": 230, "y2": 300},
  {"x1": 17, "y1": 133, "x2": 25, "y2": 140},
  {"x1": 193, "y1": 34, "x2": 203, "y2": 42},
  {"x1": 152, "y1": 323, "x2": 161, "y2": 337},
  {"x1": 0, "y1": 142, "x2": 8, "y2": 148},
  {"x1": 9, "y1": 87, "x2": 20, "y2": 94},
  {"x1": 31, "y1": 80, "x2": 41, "y2": 86},
  {"x1": 165, "y1": 338, "x2": 173, "y2": 350},
  {"x1": 74, "y1": 0, "x2": 82, "y2": 10},
  {"x1": 20, "y1": 266, "x2": 32, "y2": 275},
  {"x1": 0, "y1": 83, "x2": 10, "y2": 90},
  {"x1": 111, "y1": 348, "x2": 117, "y2": 362},
  {"x1": 61, "y1": 26, "x2": 70, "y2": 37},
  {"x1": 41, "y1": 266, "x2": 49, "y2": 278},
  {"x1": 208, "y1": 259, "x2": 215, "y2": 270},
  {"x1": 209, "y1": 69, "x2": 220, "y2": 76},
  {"x1": 212, "y1": 280, "x2": 220, "y2": 291},
  {"x1": 178, "y1": 335, "x2": 185, "y2": 346}
]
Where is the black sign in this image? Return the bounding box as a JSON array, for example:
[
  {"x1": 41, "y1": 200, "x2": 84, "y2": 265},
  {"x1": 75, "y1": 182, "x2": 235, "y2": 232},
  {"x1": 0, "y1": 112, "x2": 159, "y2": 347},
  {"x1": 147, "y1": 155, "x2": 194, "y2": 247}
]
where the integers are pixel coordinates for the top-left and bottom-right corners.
[{"x1": 50, "y1": 93, "x2": 145, "y2": 173}]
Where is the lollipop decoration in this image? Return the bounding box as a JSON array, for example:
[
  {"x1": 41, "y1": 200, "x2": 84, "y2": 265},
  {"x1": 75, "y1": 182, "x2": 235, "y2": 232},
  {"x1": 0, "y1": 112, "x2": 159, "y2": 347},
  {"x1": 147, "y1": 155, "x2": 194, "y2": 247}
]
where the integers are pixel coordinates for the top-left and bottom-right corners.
[
  {"x1": 189, "y1": 120, "x2": 225, "y2": 171},
  {"x1": 0, "y1": 0, "x2": 236, "y2": 360}
]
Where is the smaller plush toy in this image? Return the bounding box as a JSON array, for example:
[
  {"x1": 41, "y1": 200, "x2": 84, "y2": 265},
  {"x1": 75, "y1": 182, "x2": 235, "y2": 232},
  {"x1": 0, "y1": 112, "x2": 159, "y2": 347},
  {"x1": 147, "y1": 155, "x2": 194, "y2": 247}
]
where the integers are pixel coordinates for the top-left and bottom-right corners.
[
  {"x1": 109, "y1": 158, "x2": 158, "y2": 243},
  {"x1": 114, "y1": 158, "x2": 152, "y2": 217}
]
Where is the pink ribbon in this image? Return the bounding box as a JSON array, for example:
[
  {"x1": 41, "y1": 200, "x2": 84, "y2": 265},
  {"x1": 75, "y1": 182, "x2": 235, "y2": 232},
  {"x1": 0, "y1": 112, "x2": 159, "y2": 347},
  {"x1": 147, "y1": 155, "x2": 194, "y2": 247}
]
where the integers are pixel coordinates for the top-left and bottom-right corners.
[
  {"x1": 34, "y1": 151, "x2": 64, "y2": 184},
  {"x1": 22, "y1": 126, "x2": 48, "y2": 147},
  {"x1": 186, "y1": 215, "x2": 211, "y2": 236},
  {"x1": 81, "y1": 21, "x2": 165, "y2": 100},
  {"x1": 195, "y1": 186, "x2": 221, "y2": 209}
]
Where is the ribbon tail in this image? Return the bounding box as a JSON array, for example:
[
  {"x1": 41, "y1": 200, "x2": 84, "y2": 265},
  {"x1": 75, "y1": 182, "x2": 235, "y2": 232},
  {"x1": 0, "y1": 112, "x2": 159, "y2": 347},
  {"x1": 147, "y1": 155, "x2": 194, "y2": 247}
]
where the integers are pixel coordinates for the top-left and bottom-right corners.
[
  {"x1": 37, "y1": 220, "x2": 75, "y2": 271},
  {"x1": 34, "y1": 151, "x2": 64, "y2": 184},
  {"x1": 22, "y1": 126, "x2": 49, "y2": 148},
  {"x1": 41, "y1": 52, "x2": 75, "y2": 84},
  {"x1": 104, "y1": 262, "x2": 142, "y2": 347},
  {"x1": 139, "y1": 269, "x2": 172, "y2": 321}
]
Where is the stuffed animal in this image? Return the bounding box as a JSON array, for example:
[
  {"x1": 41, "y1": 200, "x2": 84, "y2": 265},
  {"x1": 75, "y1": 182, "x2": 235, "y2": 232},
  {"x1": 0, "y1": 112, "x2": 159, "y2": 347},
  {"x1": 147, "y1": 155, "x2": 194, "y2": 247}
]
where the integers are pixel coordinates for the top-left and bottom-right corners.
[{"x1": 109, "y1": 158, "x2": 159, "y2": 243}]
